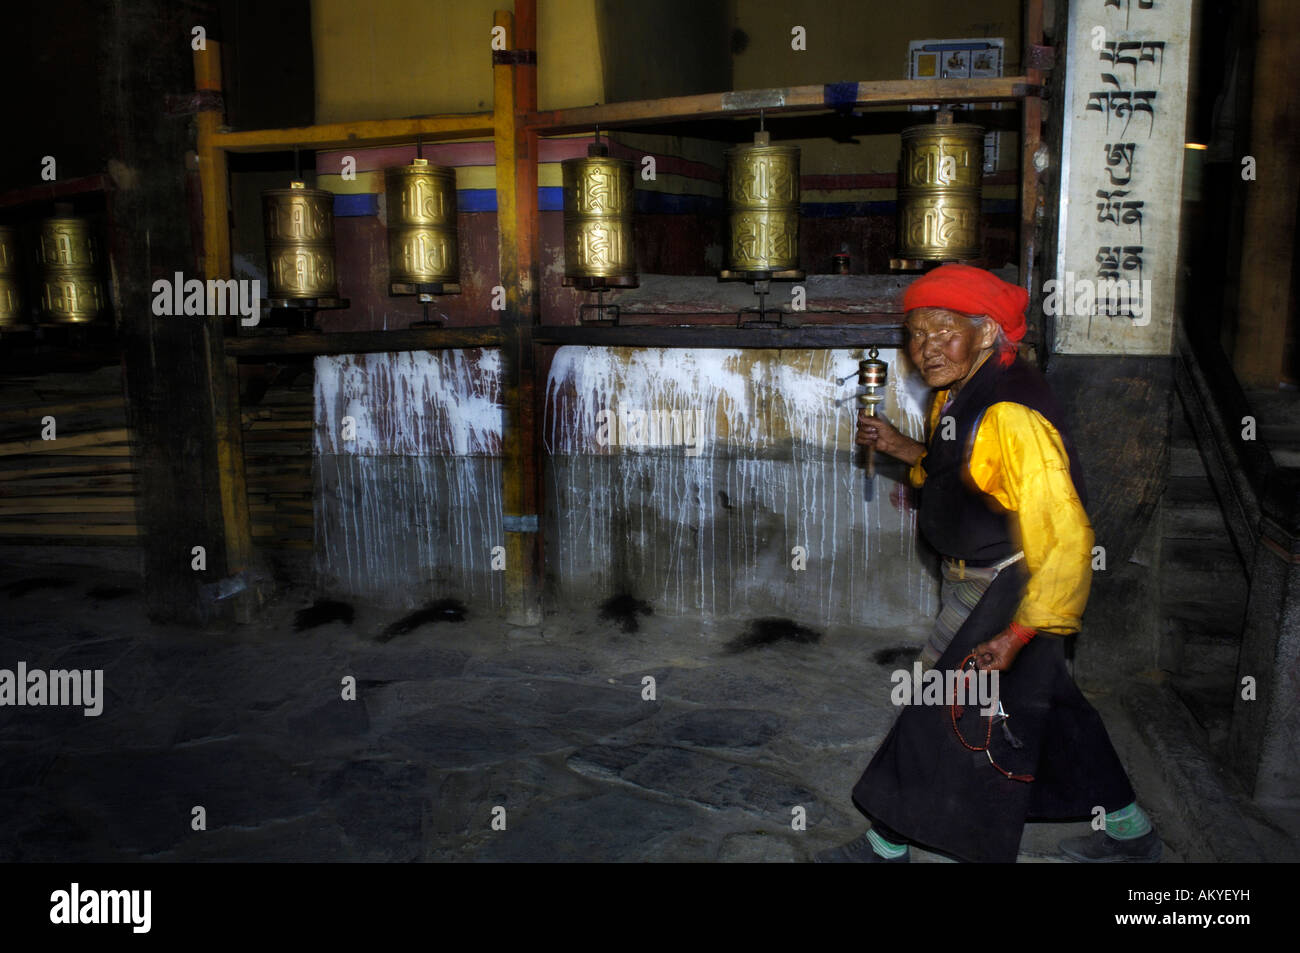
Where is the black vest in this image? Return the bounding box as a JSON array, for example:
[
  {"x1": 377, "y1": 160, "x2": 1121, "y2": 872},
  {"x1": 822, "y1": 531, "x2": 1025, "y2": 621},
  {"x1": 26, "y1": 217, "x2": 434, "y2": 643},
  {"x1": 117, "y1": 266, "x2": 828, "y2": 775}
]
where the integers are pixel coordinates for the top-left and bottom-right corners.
[{"x1": 917, "y1": 355, "x2": 1087, "y2": 563}]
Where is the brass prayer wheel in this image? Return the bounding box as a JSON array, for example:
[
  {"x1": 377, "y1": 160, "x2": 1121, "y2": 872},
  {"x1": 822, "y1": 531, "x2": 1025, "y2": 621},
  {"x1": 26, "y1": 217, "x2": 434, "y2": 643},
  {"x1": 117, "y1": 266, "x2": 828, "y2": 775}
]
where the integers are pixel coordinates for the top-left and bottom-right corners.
[
  {"x1": 0, "y1": 225, "x2": 23, "y2": 326},
  {"x1": 262, "y1": 181, "x2": 338, "y2": 299},
  {"x1": 36, "y1": 217, "x2": 103, "y2": 323},
  {"x1": 897, "y1": 121, "x2": 984, "y2": 261},
  {"x1": 561, "y1": 148, "x2": 636, "y2": 284},
  {"x1": 725, "y1": 132, "x2": 800, "y2": 273},
  {"x1": 385, "y1": 158, "x2": 459, "y2": 286}
]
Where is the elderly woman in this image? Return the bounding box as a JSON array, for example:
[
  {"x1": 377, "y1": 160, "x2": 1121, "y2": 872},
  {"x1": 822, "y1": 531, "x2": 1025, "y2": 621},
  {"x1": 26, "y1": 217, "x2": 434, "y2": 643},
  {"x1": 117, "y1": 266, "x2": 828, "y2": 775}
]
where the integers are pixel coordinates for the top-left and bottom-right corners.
[{"x1": 817, "y1": 264, "x2": 1160, "y2": 864}]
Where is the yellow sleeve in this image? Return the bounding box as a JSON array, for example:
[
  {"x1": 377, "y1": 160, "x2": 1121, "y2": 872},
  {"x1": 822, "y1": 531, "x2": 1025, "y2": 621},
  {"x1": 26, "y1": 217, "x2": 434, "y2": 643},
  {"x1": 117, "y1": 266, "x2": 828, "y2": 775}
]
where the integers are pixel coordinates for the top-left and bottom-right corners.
[
  {"x1": 965, "y1": 402, "x2": 1093, "y2": 634},
  {"x1": 907, "y1": 390, "x2": 948, "y2": 488}
]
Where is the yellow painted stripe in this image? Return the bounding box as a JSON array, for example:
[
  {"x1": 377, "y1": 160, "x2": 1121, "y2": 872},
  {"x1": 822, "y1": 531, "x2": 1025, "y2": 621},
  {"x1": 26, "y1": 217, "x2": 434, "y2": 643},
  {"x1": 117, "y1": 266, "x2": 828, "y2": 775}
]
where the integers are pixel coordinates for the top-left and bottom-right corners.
[{"x1": 316, "y1": 172, "x2": 383, "y2": 194}]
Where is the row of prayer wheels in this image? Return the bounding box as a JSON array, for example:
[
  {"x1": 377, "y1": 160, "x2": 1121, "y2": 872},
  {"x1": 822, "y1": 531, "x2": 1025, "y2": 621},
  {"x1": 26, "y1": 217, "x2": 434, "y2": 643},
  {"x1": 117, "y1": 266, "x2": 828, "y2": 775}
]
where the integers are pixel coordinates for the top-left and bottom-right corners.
[
  {"x1": 254, "y1": 114, "x2": 984, "y2": 304},
  {"x1": 555, "y1": 133, "x2": 805, "y2": 285},
  {"x1": 0, "y1": 118, "x2": 980, "y2": 330},
  {"x1": 0, "y1": 218, "x2": 107, "y2": 326},
  {"x1": 553, "y1": 115, "x2": 984, "y2": 285},
  {"x1": 260, "y1": 158, "x2": 462, "y2": 305}
]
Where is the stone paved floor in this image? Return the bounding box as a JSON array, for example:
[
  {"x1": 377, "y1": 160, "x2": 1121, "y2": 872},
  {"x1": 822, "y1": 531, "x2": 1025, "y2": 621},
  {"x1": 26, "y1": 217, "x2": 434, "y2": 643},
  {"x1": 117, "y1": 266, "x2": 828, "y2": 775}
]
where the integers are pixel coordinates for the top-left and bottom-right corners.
[{"x1": 0, "y1": 555, "x2": 1292, "y2": 863}]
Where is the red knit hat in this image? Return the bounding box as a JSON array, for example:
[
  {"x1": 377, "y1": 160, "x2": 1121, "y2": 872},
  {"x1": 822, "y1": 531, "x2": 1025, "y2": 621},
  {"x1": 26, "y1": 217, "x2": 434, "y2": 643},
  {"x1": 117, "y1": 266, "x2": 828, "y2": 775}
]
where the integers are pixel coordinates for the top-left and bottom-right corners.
[{"x1": 902, "y1": 264, "x2": 1029, "y2": 344}]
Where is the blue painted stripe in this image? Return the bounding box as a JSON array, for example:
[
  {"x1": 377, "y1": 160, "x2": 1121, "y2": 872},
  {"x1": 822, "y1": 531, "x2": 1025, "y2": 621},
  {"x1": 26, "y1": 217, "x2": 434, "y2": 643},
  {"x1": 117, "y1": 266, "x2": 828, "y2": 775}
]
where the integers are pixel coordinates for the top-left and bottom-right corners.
[
  {"x1": 458, "y1": 189, "x2": 497, "y2": 212},
  {"x1": 334, "y1": 192, "x2": 1015, "y2": 219},
  {"x1": 457, "y1": 187, "x2": 564, "y2": 212},
  {"x1": 538, "y1": 187, "x2": 564, "y2": 211},
  {"x1": 634, "y1": 191, "x2": 724, "y2": 215},
  {"x1": 333, "y1": 193, "x2": 379, "y2": 217}
]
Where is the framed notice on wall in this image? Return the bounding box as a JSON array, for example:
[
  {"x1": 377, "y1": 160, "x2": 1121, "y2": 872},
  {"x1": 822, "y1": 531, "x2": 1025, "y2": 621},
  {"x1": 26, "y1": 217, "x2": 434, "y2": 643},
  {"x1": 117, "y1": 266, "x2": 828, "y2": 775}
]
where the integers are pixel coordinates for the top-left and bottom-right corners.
[{"x1": 908, "y1": 38, "x2": 1004, "y2": 172}]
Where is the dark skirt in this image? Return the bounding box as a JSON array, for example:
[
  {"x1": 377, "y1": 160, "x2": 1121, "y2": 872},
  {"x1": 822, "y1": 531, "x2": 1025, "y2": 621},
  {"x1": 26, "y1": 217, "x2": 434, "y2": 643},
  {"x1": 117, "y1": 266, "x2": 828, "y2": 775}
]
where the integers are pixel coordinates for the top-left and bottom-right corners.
[{"x1": 851, "y1": 562, "x2": 1136, "y2": 863}]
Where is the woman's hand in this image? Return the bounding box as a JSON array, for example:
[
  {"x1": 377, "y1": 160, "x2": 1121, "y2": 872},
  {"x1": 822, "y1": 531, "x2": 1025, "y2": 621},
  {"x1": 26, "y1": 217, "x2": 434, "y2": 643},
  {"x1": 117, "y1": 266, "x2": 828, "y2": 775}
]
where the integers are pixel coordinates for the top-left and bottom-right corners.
[
  {"x1": 974, "y1": 627, "x2": 1024, "y2": 672},
  {"x1": 856, "y1": 411, "x2": 925, "y2": 465}
]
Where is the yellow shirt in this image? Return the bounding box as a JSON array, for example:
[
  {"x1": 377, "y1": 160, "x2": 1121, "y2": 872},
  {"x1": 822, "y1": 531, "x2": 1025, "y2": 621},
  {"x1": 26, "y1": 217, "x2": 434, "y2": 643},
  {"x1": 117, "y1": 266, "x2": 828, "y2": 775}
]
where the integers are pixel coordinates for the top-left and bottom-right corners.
[{"x1": 907, "y1": 390, "x2": 1094, "y2": 635}]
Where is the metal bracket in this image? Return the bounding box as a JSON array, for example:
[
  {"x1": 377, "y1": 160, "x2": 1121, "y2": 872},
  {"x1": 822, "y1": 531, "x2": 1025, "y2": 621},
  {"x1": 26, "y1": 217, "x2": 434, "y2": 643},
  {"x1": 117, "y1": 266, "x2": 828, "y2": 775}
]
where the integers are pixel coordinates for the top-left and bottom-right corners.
[
  {"x1": 503, "y1": 514, "x2": 539, "y2": 533},
  {"x1": 1026, "y1": 44, "x2": 1057, "y2": 71},
  {"x1": 164, "y1": 90, "x2": 225, "y2": 117},
  {"x1": 492, "y1": 49, "x2": 537, "y2": 66}
]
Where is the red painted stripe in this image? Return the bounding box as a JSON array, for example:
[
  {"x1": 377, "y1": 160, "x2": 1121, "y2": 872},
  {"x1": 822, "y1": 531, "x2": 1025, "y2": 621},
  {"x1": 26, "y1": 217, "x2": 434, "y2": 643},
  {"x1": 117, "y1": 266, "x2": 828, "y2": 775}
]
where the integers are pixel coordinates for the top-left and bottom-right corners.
[
  {"x1": 317, "y1": 142, "x2": 496, "y2": 173},
  {"x1": 605, "y1": 142, "x2": 724, "y2": 183}
]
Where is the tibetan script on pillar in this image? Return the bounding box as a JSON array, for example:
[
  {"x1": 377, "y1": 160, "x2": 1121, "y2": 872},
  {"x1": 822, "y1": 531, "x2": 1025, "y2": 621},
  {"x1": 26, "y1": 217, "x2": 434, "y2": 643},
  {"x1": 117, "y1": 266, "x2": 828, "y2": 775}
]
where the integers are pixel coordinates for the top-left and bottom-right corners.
[{"x1": 1053, "y1": 0, "x2": 1192, "y2": 355}]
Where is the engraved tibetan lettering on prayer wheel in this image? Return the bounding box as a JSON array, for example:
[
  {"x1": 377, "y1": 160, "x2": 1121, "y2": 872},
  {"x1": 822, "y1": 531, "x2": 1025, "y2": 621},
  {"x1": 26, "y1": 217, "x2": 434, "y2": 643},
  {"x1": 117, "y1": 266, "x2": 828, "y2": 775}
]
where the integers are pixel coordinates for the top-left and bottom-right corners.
[
  {"x1": 385, "y1": 159, "x2": 459, "y2": 285},
  {"x1": 36, "y1": 217, "x2": 103, "y2": 323},
  {"x1": 0, "y1": 225, "x2": 23, "y2": 326},
  {"x1": 897, "y1": 123, "x2": 984, "y2": 261},
  {"x1": 725, "y1": 134, "x2": 800, "y2": 273},
  {"x1": 262, "y1": 181, "x2": 338, "y2": 299},
  {"x1": 561, "y1": 153, "x2": 636, "y2": 282}
]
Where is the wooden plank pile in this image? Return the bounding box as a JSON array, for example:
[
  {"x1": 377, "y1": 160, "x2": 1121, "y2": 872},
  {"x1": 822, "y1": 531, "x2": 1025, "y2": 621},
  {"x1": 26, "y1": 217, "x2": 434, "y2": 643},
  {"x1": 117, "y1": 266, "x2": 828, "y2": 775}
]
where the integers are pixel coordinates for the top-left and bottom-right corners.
[
  {"x1": 0, "y1": 364, "x2": 317, "y2": 553},
  {"x1": 0, "y1": 367, "x2": 138, "y2": 545},
  {"x1": 241, "y1": 369, "x2": 314, "y2": 551}
]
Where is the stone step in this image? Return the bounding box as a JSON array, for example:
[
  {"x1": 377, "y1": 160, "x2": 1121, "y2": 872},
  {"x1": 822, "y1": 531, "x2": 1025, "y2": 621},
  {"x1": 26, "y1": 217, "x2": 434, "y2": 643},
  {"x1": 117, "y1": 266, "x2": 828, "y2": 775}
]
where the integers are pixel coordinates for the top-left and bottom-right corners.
[
  {"x1": 1164, "y1": 475, "x2": 1220, "y2": 506},
  {"x1": 1169, "y1": 675, "x2": 1234, "y2": 735},
  {"x1": 1160, "y1": 542, "x2": 1247, "y2": 590},
  {"x1": 1169, "y1": 445, "x2": 1207, "y2": 479},
  {"x1": 1178, "y1": 640, "x2": 1241, "y2": 681},
  {"x1": 1161, "y1": 505, "x2": 1230, "y2": 540},
  {"x1": 1163, "y1": 607, "x2": 1246, "y2": 642},
  {"x1": 1161, "y1": 572, "x2": 1248, "y2": 614},
  {"x1": 1121, "y1": 682, "x2": 1263, "y2": 862}
]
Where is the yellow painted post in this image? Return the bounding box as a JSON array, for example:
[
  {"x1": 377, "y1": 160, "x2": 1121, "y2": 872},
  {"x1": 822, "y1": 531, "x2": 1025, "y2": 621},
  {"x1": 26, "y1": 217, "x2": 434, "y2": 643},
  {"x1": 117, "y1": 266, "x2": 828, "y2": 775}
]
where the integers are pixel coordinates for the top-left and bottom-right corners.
[
  {"x1": 1234, "y1": 0, "x2": 1300, "y2": 386},
  {"x1": 193, "y1": 43, "x2": 255, "y2": 620},
  {"x1": 494, "y1": 6, "x2": 542, "y2": 625},
  {"x1": 193, "y1": 42, "x2": 231, "y2": 280}
]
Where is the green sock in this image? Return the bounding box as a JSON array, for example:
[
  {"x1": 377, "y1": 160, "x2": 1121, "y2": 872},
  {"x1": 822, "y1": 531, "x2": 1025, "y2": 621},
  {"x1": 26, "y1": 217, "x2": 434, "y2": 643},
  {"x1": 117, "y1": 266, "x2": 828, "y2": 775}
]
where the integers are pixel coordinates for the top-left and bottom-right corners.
[
  {"x1": 1105, "y1": 802, "x2": 1153, "y2": 840},
  {"x1": 867, "y1": 828, "x2": 908, "y2": 858}
]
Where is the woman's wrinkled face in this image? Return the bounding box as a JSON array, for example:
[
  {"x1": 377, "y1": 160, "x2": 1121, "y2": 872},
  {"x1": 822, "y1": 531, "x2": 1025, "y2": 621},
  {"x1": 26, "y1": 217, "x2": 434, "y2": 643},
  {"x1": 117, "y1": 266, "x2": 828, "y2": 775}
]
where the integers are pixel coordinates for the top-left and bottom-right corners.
[{"x1": 905, "y1": 307, "x2": 996, "y2": 389}]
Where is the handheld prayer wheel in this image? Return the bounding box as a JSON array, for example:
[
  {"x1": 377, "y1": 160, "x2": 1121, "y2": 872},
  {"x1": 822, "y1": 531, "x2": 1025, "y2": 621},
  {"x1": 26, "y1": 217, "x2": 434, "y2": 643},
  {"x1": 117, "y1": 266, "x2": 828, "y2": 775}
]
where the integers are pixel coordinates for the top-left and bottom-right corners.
[
  {"x1": 0, "y1": 225, "x2": 22, "y2": 326},
  {"x1": 262, "y1": 181, "x2": 338, "y2": 299},
  {"x1": 725, "y1": 131, "x2": 800, "y2": 274},
  {"x1": 858, "y1": 348, "x2": 888, "y2": 501},
  {"x1": 897, "y1": 120, "x2": 984, "y2": 261},
  {"x1": 561, "y1": 146, "x2": 636, "y2": 286},
  {"x1": 36, "y1": 217, "x2": 104, "y2": 323},
  {"x1": 385, "y1": 158, "x2": 459, "y2": 287}
]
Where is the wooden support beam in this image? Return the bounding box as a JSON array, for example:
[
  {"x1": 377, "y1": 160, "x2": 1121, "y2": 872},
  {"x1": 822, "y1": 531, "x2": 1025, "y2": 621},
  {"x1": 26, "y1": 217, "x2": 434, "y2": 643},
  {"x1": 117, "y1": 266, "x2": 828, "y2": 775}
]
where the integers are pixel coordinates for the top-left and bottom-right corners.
[
  {"x1": 534, "y1": 325, "x2": 905, "y2": 349},
  {"x1": 526, "y1": 76, "x2": 1037, "y2": 133},
  {"x1": 213, "y1": 352, "x2": 255, "y2": 622},
  {"x1": 225, "y1": 326, "x2": 504, "y2": 358},
  {"x1": 194, "y1": 42, "x2": 231, "y2": 283},
  {"x1": 1233, "y1": 0, "x2": 1300, "y2": 386},
  {"x1": 495, "y1": 6, "x2": 542, "y2": 626},
  {"x1": 211, "y1": 113, "x2": 495, "y2": 153},
  {"x1": 194, "y1": 42, "x2": 256, "y2": 621},
  {"x1": 0, "y1": 174, "x2": 114, "y2": 209}
]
